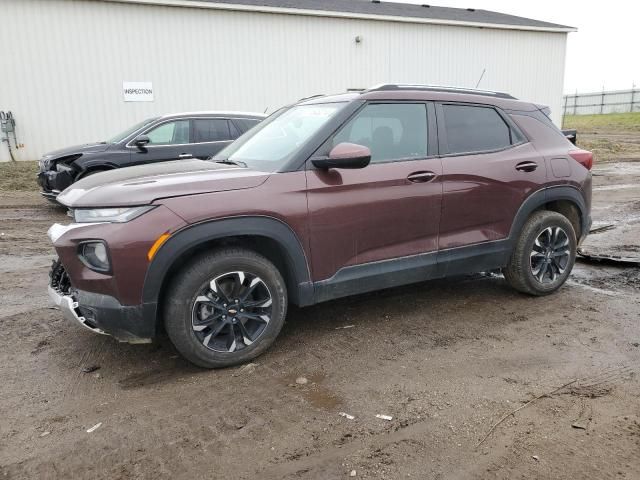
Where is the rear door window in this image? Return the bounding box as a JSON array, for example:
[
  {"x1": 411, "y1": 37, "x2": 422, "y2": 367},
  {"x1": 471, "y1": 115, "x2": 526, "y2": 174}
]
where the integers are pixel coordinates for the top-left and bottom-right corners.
[
  {"x1": 441, "y1": 104, "x2": 512, "y2": 154},
  {"x1": 332, "y1": 103, "x2": 428, "y2": 163},
  {"x1": 233, "y1": 118, "x2": 261, "y2": 133},
  {"x1": 192, "y1": 119, "x2": 232, "y2": 143}
]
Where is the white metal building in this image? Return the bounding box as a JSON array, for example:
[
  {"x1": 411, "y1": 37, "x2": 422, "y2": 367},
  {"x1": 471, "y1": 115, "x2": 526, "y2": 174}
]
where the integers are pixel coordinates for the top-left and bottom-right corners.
[{"x1": 0, "y1": 0, "x2": 574, "y2": 162}]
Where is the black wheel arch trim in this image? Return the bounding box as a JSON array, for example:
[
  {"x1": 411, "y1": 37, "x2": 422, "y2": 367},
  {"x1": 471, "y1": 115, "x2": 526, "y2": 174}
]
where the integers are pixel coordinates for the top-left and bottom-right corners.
[
  {"x1": 141, "y1": 216, "x2": 313, "y2": 328},
  {"x1": 508, "y1": 185, "x2": 590, "y2": 243}
]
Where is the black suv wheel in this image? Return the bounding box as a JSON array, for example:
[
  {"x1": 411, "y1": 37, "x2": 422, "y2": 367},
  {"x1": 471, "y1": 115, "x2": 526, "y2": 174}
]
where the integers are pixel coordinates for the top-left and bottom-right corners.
[
  {"x1": 503, "y1": 210, "x2": 577, "y2": 296},
  {"x1": 164, "y1": 248, "x2": 287, "y2": 368}
]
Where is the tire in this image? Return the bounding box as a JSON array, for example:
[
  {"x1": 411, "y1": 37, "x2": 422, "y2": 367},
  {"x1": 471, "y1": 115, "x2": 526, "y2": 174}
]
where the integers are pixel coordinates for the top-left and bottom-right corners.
[
  {"x1": 503, "y1": 210, "x2": 577, "y2": 296},
  {"x1": 164, "y1": 248, "x2": 287, "y2": 368}
]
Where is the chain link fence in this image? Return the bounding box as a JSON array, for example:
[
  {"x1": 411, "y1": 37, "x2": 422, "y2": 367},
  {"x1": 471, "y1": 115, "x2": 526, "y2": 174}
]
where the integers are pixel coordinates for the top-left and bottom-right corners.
[{"x1": 563, "y1": 89, "x2": 639, "y2": 116}]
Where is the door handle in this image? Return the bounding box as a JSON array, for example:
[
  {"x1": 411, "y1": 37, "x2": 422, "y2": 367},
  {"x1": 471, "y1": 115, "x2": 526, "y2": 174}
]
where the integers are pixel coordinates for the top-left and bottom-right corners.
[
  {"x1": 178, "y1": 153, "x2": 193, "y2": 159},
  {"x1": 407, "y1": 171, "x2": 437, "y2": 183},
  {"x1": 515, "y1": 161, "x2": 538, "y2": 172}
]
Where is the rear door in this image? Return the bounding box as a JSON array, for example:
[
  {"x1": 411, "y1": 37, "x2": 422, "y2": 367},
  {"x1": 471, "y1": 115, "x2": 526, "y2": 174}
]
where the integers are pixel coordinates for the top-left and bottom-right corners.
[
  {"x1": 436, "y1": 103, "x2": 547, "y2": 250},
  {"x1": 306, "y1": 102, "x2": 442, "y2": 283},
  {"x1": 189, "y1": 118, "x2": 237, "y2": 158}
]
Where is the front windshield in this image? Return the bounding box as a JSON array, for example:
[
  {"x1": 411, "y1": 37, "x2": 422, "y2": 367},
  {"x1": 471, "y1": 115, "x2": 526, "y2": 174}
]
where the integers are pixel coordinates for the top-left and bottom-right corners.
[
  {"x1": 107, "y1": 117, "x2": 159, "y2": 143},
  {"x1": 216, "y1": 103, "x2": 346, "y2": 171}
]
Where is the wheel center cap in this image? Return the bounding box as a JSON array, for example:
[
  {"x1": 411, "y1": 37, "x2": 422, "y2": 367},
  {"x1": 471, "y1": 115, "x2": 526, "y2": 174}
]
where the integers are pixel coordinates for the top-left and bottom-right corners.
[{"x1": 228, "y1": 308, "x2": 238, "y2": 315}]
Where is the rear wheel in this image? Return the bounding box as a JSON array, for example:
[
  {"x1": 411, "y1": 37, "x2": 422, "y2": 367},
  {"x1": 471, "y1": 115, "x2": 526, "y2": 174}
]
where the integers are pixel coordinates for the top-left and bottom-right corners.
[
  {"x1": 503, "y1": 211, "x2": 576, "y2": 296},
  {"x1": 164, "y1": 248, "x2": 287, "y2": 368}
]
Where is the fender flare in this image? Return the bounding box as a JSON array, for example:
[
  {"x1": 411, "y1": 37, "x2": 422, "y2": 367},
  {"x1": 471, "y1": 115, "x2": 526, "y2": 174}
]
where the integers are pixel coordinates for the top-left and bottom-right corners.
[
  {"x1": 508, "y1": 186, "x2": 589, "y2": 241},
  {"x1": 141, "y1": 216, "x2": 314, "y2": 326}
]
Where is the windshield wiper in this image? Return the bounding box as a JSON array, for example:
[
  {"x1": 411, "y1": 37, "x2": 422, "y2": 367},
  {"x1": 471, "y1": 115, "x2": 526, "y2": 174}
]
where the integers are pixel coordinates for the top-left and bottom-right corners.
[{"x1": 214, "y1": 159, "x2": 247, "y2": 168}]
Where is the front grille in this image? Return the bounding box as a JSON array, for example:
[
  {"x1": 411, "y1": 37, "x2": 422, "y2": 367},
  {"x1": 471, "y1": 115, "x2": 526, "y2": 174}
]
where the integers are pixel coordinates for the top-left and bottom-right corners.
[{"x1": 50, "y1": 258, "x2": 72, "y2": 296}]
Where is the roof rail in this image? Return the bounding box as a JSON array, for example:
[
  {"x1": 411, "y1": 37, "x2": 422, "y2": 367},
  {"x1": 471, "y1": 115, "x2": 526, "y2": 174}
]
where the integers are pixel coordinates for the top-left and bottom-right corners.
[
  {"x1": 298, "y1": 94, "x2": 326, "y2": 102},
  {"x1": 365, "y1": 83, "x2": 517, "y2": 99}
]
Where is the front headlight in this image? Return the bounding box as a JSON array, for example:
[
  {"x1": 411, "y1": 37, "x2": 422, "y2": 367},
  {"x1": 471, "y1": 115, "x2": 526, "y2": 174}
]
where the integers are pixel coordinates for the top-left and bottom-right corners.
[{"x1": 73, "y1": 205, "x2": 155, "y2": 223}]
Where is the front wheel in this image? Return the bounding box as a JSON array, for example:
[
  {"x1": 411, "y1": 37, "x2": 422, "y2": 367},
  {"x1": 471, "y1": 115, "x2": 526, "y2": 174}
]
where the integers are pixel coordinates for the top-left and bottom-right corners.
[
  {"x1": 164, "y1": 248, "x2": 287, "y2": 368},
  {"x1": 503, "y1": 211, "x2": 577, "y2": 296}
]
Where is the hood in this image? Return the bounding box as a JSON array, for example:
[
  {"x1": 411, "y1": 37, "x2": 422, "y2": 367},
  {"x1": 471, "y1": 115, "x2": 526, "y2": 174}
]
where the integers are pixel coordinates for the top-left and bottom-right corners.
[
  {"x1": 57, "y1": 159, "x2": 269, "y2": 208},
  {"x1": 43, "y1": 142, "x2": 111, "y2": 160}
]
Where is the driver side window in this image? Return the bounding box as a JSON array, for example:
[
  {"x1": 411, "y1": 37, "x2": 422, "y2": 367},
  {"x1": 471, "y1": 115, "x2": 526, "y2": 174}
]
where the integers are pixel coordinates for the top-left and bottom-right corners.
[
  {"x1": 333, "y1": 103, "x2": 428, "y2": 163},
  {"x1": 146, "y1": 120, "x2": 190, "y2": 145}
]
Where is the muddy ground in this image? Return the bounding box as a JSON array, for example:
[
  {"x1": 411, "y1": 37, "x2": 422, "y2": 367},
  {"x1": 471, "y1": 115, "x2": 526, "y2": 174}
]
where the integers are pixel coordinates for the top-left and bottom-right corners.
[{"x1": 1, "y1": 144, "x2": 639, "y2": 479}]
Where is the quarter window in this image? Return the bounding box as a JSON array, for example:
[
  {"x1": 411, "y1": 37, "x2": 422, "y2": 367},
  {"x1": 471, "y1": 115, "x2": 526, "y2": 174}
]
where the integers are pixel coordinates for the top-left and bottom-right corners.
[
  {"x1": 333, "y1": 103, "x2": 428, "y2": 163},
  {"x1": 146, "y1": 120, "x2": 190, "y2": 145},
  {"x1": 192, "y1": 119, "x2": 232, "y2": 143},
  {"x1": 442, "y1": 105, "x2": 512, "y2": 154}
]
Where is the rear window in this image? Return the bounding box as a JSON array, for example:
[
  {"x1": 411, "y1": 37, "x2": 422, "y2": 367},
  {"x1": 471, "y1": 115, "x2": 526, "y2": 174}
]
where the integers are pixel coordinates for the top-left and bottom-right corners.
[{"x1": 442, "y1": 104, "x2": 512, "y2": 154}]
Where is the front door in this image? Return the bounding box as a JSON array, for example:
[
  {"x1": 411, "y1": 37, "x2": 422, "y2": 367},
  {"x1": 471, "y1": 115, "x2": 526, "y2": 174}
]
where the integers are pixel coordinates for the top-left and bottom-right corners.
[
  {"x1": 306, "y1": 102, "x2": 442, "y2": 288},
  {"x1": 131, "y1": 119, "x2": 192, "y2": 165}
]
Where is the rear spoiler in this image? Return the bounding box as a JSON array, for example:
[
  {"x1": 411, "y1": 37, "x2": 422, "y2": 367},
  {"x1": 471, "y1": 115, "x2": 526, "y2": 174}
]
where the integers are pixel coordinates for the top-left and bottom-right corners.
[{"x1": 562, "y1": 129, "x2": 577, "y2": 145}]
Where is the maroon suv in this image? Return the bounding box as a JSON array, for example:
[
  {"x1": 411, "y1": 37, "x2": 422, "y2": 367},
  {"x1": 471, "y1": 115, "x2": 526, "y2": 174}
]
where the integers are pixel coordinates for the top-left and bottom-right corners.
[{"x1": 48, "y1": 85, "x2": 593, "y2": 368}]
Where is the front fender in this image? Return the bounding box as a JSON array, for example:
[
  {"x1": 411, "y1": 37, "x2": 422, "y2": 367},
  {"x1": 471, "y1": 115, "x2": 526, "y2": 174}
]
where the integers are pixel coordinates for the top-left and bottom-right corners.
[{"x1": 141, "y1": 216, "x2": 314, "y2": 327}]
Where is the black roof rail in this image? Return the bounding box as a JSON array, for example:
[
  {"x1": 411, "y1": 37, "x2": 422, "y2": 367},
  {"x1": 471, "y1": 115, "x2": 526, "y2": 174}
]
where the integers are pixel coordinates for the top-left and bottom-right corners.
[{"x1": 365, "y1": 83, "x2": 517, "y2": 100}]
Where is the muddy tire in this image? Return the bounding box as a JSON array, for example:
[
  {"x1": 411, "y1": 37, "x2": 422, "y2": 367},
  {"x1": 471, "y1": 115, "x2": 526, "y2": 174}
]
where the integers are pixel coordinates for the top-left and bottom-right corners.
[
  {"x1": 164, "y1": 248, "x2": 287, "y2": 368},
  {"x1": 503, "y1": 211, "x2": 577, "y2": 296}
]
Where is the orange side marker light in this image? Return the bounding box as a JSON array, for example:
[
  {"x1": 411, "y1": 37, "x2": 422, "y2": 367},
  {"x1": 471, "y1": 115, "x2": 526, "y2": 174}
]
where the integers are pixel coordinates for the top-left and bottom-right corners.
[{"x1": 147, "y1": 232, "x2": 171, "y2": 261}]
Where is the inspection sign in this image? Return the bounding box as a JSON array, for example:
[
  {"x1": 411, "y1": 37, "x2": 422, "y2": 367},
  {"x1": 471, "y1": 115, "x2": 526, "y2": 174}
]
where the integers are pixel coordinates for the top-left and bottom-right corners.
[{"x1": 123, "y1": 81, "x2": 154, "y2": 102}]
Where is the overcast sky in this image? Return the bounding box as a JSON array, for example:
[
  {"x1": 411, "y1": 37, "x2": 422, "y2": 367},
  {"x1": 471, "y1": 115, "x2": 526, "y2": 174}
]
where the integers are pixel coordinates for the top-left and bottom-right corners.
[{"x1": 386, "y1": 0, "x2": 639, "y2": 94}]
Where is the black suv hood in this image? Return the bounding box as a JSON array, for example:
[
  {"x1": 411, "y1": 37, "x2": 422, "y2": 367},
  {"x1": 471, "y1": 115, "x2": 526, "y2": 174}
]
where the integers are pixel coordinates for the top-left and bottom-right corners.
[{"x1": 43, "y1": 142, "x2": 111, "y2": 159}]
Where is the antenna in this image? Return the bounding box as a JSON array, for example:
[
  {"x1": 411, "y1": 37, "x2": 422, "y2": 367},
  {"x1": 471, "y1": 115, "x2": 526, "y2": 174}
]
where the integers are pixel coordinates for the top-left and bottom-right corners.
[{"x1": 475, "y1": 68, "x2": 486, "y2": 89}]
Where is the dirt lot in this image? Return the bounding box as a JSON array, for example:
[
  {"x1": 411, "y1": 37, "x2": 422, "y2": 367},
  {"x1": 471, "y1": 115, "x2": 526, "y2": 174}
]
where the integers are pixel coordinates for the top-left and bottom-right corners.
[{"x1": 1, "y1": 136, "x2": 639, "y2": 479}]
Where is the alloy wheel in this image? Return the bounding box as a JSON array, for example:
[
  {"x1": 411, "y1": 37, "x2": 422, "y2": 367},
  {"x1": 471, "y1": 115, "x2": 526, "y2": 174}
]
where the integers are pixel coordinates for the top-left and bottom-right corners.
[
  {"x1": 530, "y1": 226, "x2": 571, "y2": 284},
  {"x1": 191, "y1": 271, "x2": 273, "y2": 353}
]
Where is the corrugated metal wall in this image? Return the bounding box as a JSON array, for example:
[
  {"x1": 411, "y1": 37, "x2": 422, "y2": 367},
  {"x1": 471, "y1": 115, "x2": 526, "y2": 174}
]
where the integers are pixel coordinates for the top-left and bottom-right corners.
[{"x1": 0, "y1": 0, "x2": 568, "y2": 161}]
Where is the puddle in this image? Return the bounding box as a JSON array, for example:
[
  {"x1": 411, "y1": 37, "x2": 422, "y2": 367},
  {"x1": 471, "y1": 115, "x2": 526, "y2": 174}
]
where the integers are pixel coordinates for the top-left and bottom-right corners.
[{"x1": 283, "y1": 371, "x2": 342, "y2": 410}]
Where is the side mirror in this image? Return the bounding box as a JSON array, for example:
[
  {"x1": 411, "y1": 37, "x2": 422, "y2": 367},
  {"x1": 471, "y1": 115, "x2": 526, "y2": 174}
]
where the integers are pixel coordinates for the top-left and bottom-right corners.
[
  {"x1": 134, "y1": 134, "x2": 150, "y2": 150},
  {"x1": 312, "y1": 143, "x2": 371, "y2": 170}
]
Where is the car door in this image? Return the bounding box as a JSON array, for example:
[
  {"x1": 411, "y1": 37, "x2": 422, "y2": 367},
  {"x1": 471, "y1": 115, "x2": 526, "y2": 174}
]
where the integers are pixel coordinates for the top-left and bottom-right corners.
[
  {"x1": 436, "y1": 103, "x2": 547, "y2": 251},
  {"x1": 306, "y1": 102, "x2": 443, "y2": 287},
  {"x1": 131, "y1": 119, "x2": 192, "y2": 165},
  {"x1": 189, "y1": 118, "x2": 237, "y2": 159}
]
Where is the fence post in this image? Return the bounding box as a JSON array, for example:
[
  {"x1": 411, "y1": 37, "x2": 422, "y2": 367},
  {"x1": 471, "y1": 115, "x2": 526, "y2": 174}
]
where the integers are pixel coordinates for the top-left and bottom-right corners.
[
  {"x1": 632, "y1": 88, "x2": 636, "y2": 113},
  {"x1": 600, "y1": 87, "x2": 605, "y2": 114}
]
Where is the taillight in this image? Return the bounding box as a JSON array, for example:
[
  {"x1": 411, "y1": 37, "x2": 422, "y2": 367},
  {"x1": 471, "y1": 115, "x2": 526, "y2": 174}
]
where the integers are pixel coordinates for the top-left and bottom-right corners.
[{"x1": 569, "y1": 149, "x2": 593, "y2": 170}]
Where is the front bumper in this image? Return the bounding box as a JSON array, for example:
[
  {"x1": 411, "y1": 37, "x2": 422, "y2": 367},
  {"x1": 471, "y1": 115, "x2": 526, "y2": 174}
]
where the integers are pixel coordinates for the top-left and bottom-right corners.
[
  {"x1": 48, "y1": 258, "x2": 155, "y2": 343},
  {"x1": 37, "y1": 165, "x2": 74, "y2": 199},
  {"x1": 48, "y1": 285, "x2": 154, "y2": 343},
  {"x1": 48, "y1": 285, "x2": 107, "y2": 335}
]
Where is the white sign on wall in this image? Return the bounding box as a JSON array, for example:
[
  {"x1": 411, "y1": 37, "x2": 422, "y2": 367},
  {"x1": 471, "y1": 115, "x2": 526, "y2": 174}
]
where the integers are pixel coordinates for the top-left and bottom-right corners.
[{"x1": 123, "y1": 81, "x2": 154, "y2": 102}]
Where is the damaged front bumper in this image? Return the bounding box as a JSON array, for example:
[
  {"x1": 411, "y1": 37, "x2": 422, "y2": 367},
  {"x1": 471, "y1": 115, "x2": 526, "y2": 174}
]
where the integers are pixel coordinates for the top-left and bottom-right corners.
[
  {"x1": 48, "y1": 259, "x2": 154, "y2": 344},
  {"x1": 48, "y1": 285, "x2": 107, "y2": 335},
  {"x1": 37, "y1": 163, "x2": 75, "y2": 200}
]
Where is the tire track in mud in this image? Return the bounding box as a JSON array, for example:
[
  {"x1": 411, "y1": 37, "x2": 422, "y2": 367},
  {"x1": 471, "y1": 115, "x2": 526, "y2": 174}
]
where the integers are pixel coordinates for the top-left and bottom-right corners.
[{"x1": 260, "y1": 364, "x2": 640, "y2": 479}]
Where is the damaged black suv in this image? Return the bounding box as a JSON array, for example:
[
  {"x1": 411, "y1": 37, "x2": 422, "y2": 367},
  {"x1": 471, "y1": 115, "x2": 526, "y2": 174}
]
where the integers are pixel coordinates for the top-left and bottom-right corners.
[{"x1": 37, "y1": 111, "x2": 265, "y2": 201}]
